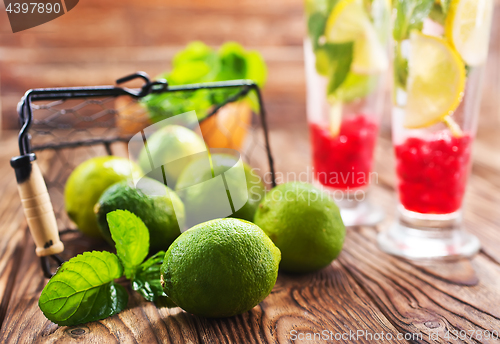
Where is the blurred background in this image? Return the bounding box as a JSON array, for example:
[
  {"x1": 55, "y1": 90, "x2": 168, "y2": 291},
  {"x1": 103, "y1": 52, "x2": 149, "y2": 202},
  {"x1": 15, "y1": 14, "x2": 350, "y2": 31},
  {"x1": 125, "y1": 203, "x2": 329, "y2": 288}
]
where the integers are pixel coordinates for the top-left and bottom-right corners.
[{"x1": 0, "y1": 0, "x2": 499, "y2": 132}]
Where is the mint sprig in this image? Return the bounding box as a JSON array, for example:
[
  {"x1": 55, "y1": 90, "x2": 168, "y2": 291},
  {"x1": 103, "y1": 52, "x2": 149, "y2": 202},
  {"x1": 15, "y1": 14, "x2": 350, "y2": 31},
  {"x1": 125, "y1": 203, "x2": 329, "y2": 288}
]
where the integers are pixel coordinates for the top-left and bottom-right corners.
[
  {"x1": 131, "y1": 251, "x2": 167, "y2": 303},
  {"x1": 142, "y1": 41, "x2": 267, "y2": 122},
  {"x1": 39, "y1": 210, "x2": 171, "y2": 326},
  {"x1": 393, "y1": 0, "x2": 434, "y2": 41}
]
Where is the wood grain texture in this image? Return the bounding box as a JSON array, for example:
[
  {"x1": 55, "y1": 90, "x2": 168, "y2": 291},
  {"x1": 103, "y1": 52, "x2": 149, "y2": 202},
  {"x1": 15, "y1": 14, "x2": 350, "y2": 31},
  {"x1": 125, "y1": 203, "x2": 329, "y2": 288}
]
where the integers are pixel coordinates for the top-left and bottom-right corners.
[{"x1": 1, "y1": 119, "x2": 500, "y2": 342}]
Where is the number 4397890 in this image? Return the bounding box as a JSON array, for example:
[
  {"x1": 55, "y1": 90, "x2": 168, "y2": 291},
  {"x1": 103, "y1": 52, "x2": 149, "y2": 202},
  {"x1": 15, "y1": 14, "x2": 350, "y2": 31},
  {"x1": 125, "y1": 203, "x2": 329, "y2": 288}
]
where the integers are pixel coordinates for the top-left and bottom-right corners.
[
  {"x1": 444, "y1": 329, "x2": 499, "y2": 340},
  {"x1": 6, "y1": 2, "x2": 61, "y2": 14}
]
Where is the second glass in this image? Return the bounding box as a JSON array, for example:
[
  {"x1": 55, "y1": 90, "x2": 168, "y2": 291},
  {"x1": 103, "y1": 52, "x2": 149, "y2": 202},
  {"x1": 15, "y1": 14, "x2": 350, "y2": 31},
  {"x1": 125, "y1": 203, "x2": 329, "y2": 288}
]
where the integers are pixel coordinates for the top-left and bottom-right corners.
[
  {"x1": 304, "y1": 0, "x2": 390, "y2": 226},
  {"x1": 378, "y1": 0, "x2": 494, "y2": 259}
]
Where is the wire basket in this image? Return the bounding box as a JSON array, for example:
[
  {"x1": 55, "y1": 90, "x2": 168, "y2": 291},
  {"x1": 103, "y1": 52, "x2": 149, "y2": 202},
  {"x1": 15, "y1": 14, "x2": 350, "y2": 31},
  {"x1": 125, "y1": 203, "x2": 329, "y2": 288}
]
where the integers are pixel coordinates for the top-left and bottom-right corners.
[{"x1": 11, "y1": 72, "x2": 276, "y2": 277}]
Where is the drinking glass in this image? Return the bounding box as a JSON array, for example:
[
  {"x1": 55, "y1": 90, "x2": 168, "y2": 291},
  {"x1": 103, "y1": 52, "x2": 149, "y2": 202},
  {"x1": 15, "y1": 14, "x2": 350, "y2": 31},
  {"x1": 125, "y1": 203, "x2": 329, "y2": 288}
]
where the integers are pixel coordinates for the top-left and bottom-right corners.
[
  {"x1": 378, "y1": 0, "x2": 494, "y2": 259},
  {"x1": 304, "y1": 0, "x2": 390, "y2": 226}
]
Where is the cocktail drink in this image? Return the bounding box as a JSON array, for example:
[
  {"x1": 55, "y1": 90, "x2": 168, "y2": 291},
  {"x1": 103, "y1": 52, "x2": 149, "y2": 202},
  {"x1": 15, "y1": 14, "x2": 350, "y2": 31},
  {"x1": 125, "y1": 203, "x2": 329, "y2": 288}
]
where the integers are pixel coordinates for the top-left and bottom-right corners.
[
  {"x1": 378, "y1": 0, "x2": 494, "y2": 259},
  {"x1": 304, "y1": 0, "x2": 390, "y2": 226}
]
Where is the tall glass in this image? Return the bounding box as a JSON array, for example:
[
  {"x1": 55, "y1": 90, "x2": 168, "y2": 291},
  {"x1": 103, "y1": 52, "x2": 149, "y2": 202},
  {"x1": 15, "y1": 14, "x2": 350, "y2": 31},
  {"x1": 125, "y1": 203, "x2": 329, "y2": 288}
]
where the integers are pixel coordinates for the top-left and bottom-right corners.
[
  {"x1": 304, "y1": 0, "x2": 390, "y2": 226},
  {"x1": 378, "y1": 0, "x2": 494, "y2": 259}
]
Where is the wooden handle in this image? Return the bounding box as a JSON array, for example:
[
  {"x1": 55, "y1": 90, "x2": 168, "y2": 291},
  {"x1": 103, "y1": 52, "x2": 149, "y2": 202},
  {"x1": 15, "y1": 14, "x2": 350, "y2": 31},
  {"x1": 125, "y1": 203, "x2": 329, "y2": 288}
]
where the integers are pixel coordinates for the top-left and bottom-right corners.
[{"x1": 11, "y1": 155, "x2": 64, "y2": 257}]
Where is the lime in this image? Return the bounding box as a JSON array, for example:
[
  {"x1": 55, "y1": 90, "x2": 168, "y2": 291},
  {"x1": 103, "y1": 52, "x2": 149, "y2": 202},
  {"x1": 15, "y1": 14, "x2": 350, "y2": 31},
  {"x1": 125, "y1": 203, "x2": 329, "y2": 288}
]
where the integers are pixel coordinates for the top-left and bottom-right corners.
[
  {"x1": 160, "y1": 218, "x2": 281, "y2": 318},
  {"x1": 176, "y1": 153, "x2": 266, "y2": 226},
  {"x1": 65, "y1": 156, "x2": 142, "y2": 238},
  {"x1": 138, "y1": 125, "x2": 206, "y2": 188},
  {"x1": 94, "y1": 177, "x2": 185, "y2": 253},
  {"x1": 403, "y1": 32, "x2": 466, "y2": 129},
  {"x1": 254, "y1": 182, "x2": 345, "y2": 273},
  {"x1": 445, "y1": 0, "x2": 493, "y2": 66}
]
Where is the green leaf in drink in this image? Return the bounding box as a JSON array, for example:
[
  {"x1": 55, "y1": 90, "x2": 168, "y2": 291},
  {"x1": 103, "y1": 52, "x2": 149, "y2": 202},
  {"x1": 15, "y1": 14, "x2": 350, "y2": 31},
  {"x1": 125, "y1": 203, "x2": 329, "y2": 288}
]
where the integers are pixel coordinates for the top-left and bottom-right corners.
[
  {"x1": 393, "y1": 0, "x2": 435, "y2": 41},
  {"x1": 440, "y1": 0, "x2": 450, "y2": 14},
  {"x1": 321, "y1": 42, "x2": 354, "y2": 95},
  {"x1": 394, "y1": 43, "x2": 409, "y2": 89},
  {"x1": 428, "y1": 2, "x2": 447, "y2": 25},
  {"x1": 305, "y1": 0, "x2": 338, "y2": 16},
  {"x1": 334, "y1": 72, "x2": 378, "y2": 102},
  {"x1": 38, "y1": 251, "x2": 128, "y2": 326},
  {"x1": 308, "y1": 12, "x2": 328, "y2": 50},
  {"x1": 107, "y1": 210, "x2": 150, "y2": 279}
]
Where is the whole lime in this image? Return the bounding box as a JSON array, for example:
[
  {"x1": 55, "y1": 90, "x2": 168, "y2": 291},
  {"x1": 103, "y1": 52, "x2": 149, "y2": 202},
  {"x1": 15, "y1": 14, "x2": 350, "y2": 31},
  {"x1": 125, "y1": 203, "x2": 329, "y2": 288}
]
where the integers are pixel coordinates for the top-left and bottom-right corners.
[
  {"x1": 254, "y1": 182, "x2": 345, "y2": 273},
  {"x1": 160, "y1": 218, "x2": 281, "y2": 318},
  {"x1": 94, "y1": 177, "x2": 185, "y2": 253},
  {"x1": 175, "y1": 154, "x2": 266, "y2": 226},
  {"x1": 138, "y1": 125, "x2": 206, "y2": 188},
  {"x1": 65, "y1": 156, "x2": 142, "y2": 238}
]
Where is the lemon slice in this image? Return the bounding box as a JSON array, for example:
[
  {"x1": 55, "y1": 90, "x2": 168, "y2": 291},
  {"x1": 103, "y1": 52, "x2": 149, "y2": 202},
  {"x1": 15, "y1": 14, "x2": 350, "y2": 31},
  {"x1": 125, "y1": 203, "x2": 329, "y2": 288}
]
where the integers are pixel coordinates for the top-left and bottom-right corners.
[
  {"x1": 352, "y1": 28, "x2": 388, "y2": 74},
  {"x1": 445, "y1": 0, "x2": 493, "y2": 66},
  {"x1": 325, "y1": 0, "x2": 369, "y2": 42},
  {"x1": 325, "y1": 0, "x2": 388, "y2": 74},
  {"x1": 404, "y1": 32, "x2": 466, "y2": 129}
]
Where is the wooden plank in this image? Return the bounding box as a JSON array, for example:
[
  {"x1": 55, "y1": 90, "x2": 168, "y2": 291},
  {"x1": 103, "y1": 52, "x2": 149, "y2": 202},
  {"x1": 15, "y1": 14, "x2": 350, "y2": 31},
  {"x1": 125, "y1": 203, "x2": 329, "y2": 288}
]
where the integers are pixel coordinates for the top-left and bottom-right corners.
[
  {"x1": 0, "y1": 132, "x2": 31, "y2": 327},
  {"x1": 340, "y1": 228, "x2": 500, "y2": 344},
  {"x1": 0, "y1": 128, "x2": 406, "y2": 343},
  {"x1": 0, "y1": 231, "x2": 407, "y2": 343},
  {"x1": 2, "y1": 116, "x2": 500, "y2": 342}
]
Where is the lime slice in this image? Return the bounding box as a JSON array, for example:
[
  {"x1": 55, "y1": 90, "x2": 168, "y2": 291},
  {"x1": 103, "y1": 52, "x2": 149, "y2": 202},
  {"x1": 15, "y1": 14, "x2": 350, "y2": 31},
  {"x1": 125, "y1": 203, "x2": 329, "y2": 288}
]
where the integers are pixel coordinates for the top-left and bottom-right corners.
[
  {"x1": 445, "y1": 0, "x2": 493, "y2": 66},
  {"x1": 325, "y1": 0, "x2": 388, "y2": 74},
  {"x1": 404, "y1": 32, "x2": 466, "y2": 129}
]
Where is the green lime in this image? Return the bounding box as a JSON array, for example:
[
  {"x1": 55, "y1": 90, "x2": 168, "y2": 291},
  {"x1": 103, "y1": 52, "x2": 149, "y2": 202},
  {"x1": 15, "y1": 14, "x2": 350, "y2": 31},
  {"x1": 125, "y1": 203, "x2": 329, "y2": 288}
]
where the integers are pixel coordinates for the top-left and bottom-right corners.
[
  {"x1": 94, "y1": 177, "x2": 185, "y2": 253},
  {"x1": 254, "y1": 182, "x2": 345, "y2": 273},
  {"x1": 138, "y1": 125, "x2": 206, "y2": 188},
  {"x1": 65, "y1": 156, "x2": 142, "y2": 238},
  {"x1": 175, "y1": 153, "x2": 266, "y2": 226},
  {"x1": 160, "y1": 218, "x2": 280, "y2": 318}
]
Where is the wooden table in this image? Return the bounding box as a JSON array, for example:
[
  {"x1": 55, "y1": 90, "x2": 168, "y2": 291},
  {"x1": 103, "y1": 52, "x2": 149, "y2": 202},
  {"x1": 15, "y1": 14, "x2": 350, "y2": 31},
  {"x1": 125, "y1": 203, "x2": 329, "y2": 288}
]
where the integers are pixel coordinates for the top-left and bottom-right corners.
[{"x1": 0, "y1": 114, "x2": 500, "y2": 343}]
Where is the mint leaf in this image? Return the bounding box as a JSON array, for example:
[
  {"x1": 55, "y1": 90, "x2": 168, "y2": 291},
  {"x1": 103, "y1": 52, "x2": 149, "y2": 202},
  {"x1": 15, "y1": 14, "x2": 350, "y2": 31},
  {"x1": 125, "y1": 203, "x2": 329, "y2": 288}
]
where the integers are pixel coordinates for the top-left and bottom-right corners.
[
  {"x1": 216, "y1": 42, "x2": 248, "y2": 82},
  {"x1": 335, "y1": 73, "x2": 378, "y2": 102},
  {"x1": 131, "y1": 251, "x2": 166, "y2": 302},
  {"x1": 308, "y1": 12, "x2": 328, "y2": 50},
  {"x1": 305, "y1": 0, "x2": 338, "y2": 15},
  {"x1": 245, "y1": 51, "x2": 267, "y2": 88},
  {"x1": 321, "y1": 42, "x2": 354, "y2": 95},
  {"x1": 107, "y1": 210, "x2": 149, "y2": 279},
  {"x1": 393, "y1": 0, "x2": 434, "y2": 41},
  {"x1": 440, "y1": 0, "x2": 450, "y2": 14},
  {"x1": 428, "y1": 2, "x2": 446, "y2": 25},
  {"x1": 171, "y1": 41, "x2": 220, "y2": 82},
  {"x1": 394, "y1": 43, "x2": 409, "y2": 89},
  {"x1": 39, "y1": 251, "x2": 127, "y2": 326},
  {"x1": 142, "y1": 41, "x2": 267, "y2": 122}
]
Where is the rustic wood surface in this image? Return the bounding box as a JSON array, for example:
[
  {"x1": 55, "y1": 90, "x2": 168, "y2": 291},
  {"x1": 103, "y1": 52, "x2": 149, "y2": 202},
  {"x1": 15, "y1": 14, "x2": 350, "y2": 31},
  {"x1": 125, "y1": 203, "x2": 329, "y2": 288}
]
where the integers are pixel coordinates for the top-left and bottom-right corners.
[
  {"x1": 0, "y1": 119, "x2": 500, "y2": 343},
  {"x1": 0, "y1": 0, "x2": 500, "y2": 343}
]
